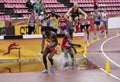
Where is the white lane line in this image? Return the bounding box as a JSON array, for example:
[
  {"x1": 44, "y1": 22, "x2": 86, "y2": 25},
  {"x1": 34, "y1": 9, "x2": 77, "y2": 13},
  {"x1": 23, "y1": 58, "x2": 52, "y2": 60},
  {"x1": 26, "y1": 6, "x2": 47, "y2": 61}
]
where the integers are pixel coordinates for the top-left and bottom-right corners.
[
  {"x1": 100, "y1": 68, "x2": 120, "y2": 80},
  {"x1": 101, "y1": 35, "x2": 120, "y2": 68},
  {"x1": 83, "y1": 55, "x2": 120, "y2": 80}
]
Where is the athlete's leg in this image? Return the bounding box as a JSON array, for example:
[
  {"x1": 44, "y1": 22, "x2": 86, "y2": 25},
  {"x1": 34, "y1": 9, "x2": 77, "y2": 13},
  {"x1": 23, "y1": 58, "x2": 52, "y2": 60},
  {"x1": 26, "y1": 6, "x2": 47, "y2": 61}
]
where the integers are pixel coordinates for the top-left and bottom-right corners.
[
  {"x1": 63, "y1": 49, "x2": 69, "y2": 67},
  {"x1": 48, "y1": 49, "x2": 57, "y2": 72},
  {"x1": 104, "y1": 21, "x2": 108, "y2": 34},
  {"x1": 100, "y1": 21, "x2": 104, "y2": 33},
  {"x1": 68, "y1": 48, "x2": 74, "y2": 69},
  {"x1": 94, "y1": 21, "x2": 100, "y2": 37},
  {"x1": 74, "y1": 16, "x2": 79, "y2": 26},
  {"x1": 86, "y1": 25, "x2": 90, "y2": 40},
  {"x1": 48, "y1": 49, "x2": 57, "y2": 65},
  {"x1": 94, "y1": 23, "x2": 97, "y2": 36},
  {"x1": 105, "y1": 24, "x2": 108, "y2": 34},
  {"x1": 68, "y1": 16, "x2": 75, "y2": 29},
  {"x1": 80, "y1": 25, "x2": 84, "y2": 32},
  {"x1": 42, "y1": 48, "x2": 50, "y2": 73}
]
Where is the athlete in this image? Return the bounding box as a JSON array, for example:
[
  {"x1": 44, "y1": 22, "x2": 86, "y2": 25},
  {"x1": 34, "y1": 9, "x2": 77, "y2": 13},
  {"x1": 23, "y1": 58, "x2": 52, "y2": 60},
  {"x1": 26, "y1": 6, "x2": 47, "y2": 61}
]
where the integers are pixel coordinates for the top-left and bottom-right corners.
[
  {"x1": 61, "y1": 28, "x2": 81, "y2": 69},
  {"x1": 101, "y1": 9, "x2": 109, "y2": 34},
  {"x1": 48, "y1": 10, "x2": 60, "y2": 33},
  {"x1": 80, "y1": 13, "x2": 92, "y2": 40},
  {"x1": 59, "y1": 13, "x2": 68, "y2": 34},
  {"x1": 86, "y1": 13, "x2": 93, "y2": 40},
  {"x1": 66, "y1": 2, "x2": 87, "y2": 28},
  {"x1": 41, "y1": 26, "x2": 58, "y2": 73},
  {"x1": 93, "y1": 9, "x2": 101, "y2": 37},
  {"x1": 80, "y1": 14, "x2": 86, "y2": 32}
]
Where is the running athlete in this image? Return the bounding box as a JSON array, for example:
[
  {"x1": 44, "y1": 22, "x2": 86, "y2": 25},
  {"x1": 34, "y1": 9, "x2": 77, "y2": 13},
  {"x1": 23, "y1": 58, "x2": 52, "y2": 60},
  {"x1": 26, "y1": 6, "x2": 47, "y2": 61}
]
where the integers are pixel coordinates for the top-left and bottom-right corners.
[
  {"x1": 41, "y1": 26, "x2": 58, "y2": 73},
  {"x1": 101, "y1": 9, "x2": 109, "y2": 34},
  {"x1": 86, "y1": 13, "x2": 93, "y2": 40},
  {"x1": 80, "y1": 14, "x2": 86, "y2": 32},
  {"x1": 80, "y1": 13, "x2": 92, "y2": 40},
  {"x1": 93, "y1": 9, "x2": 101, "y2": 37},
  {"x1": 61, "y1": 28, "x2": 81, "y2": 69},
  {"x1": 59, "y1": 13, "x2": 68, "y2": 34},
  {"x1": 48, "y1": 10, "x2": 60, "y2": 33},
  {"x1": 66, "y1": 2, "x2": 87, "y2": 28}
]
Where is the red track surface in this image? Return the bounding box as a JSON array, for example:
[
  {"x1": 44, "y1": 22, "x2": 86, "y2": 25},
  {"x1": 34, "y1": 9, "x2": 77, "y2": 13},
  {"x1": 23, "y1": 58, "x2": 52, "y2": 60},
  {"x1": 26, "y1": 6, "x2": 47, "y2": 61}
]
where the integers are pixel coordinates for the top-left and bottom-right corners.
[
  {"x1": 0, "y1": 28, "x2": 120, "y2": 82},
  {"x1": 87, "y1": 28, "x2": 120, "y2": 82}
]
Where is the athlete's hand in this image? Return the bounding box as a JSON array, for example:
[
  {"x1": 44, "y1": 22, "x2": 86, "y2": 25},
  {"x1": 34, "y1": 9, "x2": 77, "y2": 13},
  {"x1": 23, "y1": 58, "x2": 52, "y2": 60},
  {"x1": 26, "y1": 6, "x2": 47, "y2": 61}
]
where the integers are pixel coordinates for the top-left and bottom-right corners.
[
  {"x1": 41, "y1": 50, "x2": 43, "y2": 54},
  {"x1": 77, "y1": 44, "x2": 81, "y2": 47}
]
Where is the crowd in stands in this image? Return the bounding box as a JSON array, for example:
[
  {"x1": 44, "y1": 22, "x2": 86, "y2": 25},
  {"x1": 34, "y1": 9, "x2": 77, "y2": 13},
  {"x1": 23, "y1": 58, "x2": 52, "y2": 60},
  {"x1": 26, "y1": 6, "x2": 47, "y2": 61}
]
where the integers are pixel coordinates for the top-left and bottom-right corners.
[
  {"x1": 0, "y1": 0, "x2": 114, "y2": 39},
  {"x1": 27, "y1": 1, "x2": 108, "y2": 41}
]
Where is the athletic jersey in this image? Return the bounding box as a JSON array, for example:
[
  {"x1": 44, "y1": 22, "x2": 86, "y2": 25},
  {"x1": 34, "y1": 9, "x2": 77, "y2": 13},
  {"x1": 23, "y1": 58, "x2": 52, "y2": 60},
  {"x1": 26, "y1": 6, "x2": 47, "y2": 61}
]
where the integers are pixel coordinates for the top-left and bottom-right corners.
[
  {"x1": 43, "y1": 31, "x2": 57, "y2": 51},
  {"x1": 101, "y1": 12, "x2": 107, "y2": 21},
  {"x1": 29, "y1": 18, "x2": 35, "y2": 27},
  {"x1": 86, "y1": 17, "x2": 92, "y2": 25},
  {"x1": 61, "y1": 34, "x2": 73, "y2": 49},
  {"x1": 49, "y1": 16, "x2": 59, "y2": 29},
  {"x1": 93, "y1": 13, "x2": 100, "y2": 21},
  {"x1": 81, "y1": 18, "x2": 86, "y2": 25},
  {"x1": 71, "y1": 8, "x2": 80, "y2": 18},
  {"x1": 43, "y1": 31, "x2": 55, "y2": 42},
  {"x1": 59, "y1": 17, "x2": 67, "y2": 29}
]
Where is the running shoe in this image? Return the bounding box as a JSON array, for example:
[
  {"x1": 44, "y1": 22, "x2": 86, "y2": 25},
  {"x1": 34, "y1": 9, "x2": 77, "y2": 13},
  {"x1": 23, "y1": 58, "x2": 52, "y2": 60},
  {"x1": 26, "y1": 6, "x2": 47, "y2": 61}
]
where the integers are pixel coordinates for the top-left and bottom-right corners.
[
  {"x1": 42, "y1": 69, "x2": 48, "y2": 73},
  {"x1": 50, "y1": 65, "x2": 54, "y2": 72}
]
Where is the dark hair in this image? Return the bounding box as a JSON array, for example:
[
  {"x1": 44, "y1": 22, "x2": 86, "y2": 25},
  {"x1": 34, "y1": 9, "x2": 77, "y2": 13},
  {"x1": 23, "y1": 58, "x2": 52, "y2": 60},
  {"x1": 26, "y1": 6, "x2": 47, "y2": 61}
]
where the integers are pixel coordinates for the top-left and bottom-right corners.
[{"x1": 44, "y1": 26, "x2": 51, "y2": 30}]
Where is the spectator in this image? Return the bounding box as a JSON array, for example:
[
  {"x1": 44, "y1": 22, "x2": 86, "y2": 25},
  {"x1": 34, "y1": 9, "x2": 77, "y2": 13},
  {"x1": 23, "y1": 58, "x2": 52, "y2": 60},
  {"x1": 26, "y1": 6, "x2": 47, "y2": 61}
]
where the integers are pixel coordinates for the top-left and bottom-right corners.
[{"x1": 28, "y1": 12, "x2": 36, "y2": 34}]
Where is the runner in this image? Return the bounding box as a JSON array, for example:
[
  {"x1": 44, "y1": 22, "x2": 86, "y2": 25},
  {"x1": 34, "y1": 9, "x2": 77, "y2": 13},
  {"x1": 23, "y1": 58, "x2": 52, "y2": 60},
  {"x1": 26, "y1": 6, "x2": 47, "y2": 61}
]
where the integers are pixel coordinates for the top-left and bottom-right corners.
[
  {"x1": 85, "y1": 13, "x2": 93, "y2": 40},
  {"x1": 59, "y1": 13, "x2": 68, "y2": 34},
  {"x1": 48, "y1": 10, "x2": 60, "y2": 33},
  {"x1": 93, "y1": 9, "x2": 101, "y2": 38},
  {"x1": 41, "y1": 26, "x2": 58, "y2": 73},
  {"x1": 61, "y1": 27, "x2": 81, "y2": 69},
  {"x1": 65, "y1": 2, "x2": 87, "y2": 29},
  {"x1": 101, "y1": 9, "x2": 109, "y2": 34}
]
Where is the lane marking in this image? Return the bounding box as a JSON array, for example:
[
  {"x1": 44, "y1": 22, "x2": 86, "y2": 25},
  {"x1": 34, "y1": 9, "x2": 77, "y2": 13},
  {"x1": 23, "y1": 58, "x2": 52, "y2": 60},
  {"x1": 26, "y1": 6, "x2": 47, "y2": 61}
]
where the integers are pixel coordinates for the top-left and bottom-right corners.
[
  {"x1": 84, "y1": 55, "x2": 120, "y2": 80},
  {"x1": 100, "y1": 68, "x2": 120, "y2": 80},
  {"x1": 101, "y1": 35, "x2": 120, "y2": 68},
  {"x1": 84, "y1": 34, "x2": 120, "y2": 80}
]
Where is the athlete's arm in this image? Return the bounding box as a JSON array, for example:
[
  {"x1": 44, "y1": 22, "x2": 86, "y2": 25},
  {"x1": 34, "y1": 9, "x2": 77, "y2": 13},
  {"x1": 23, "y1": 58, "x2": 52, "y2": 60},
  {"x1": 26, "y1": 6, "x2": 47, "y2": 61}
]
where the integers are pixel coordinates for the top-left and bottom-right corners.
[
  {"x1": 66, "y1": 34, "x2": 81, "y2": 47},
  {"x1": 53, "y1": 33, "x2": 58, "y2": 46},
  {"x1": 71, "y1": 46, "x2": 77, "y2": 53},
  {"x1": 65, "y1": 8, "x2": 72, "y2": 18},
  {"x1": 69, "y1": 41, "x2": 81, "y2": 47},
  {"x1": 78, "y1": 8, "x2": 87, "y2": 19}
]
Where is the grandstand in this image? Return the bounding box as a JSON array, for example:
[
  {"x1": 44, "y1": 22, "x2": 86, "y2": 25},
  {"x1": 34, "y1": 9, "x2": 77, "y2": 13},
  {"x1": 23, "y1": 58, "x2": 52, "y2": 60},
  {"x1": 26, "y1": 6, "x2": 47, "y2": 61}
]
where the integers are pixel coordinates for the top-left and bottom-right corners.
[{"x1": 0, "y1": 0, "x2": 120, "y2": 20}]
